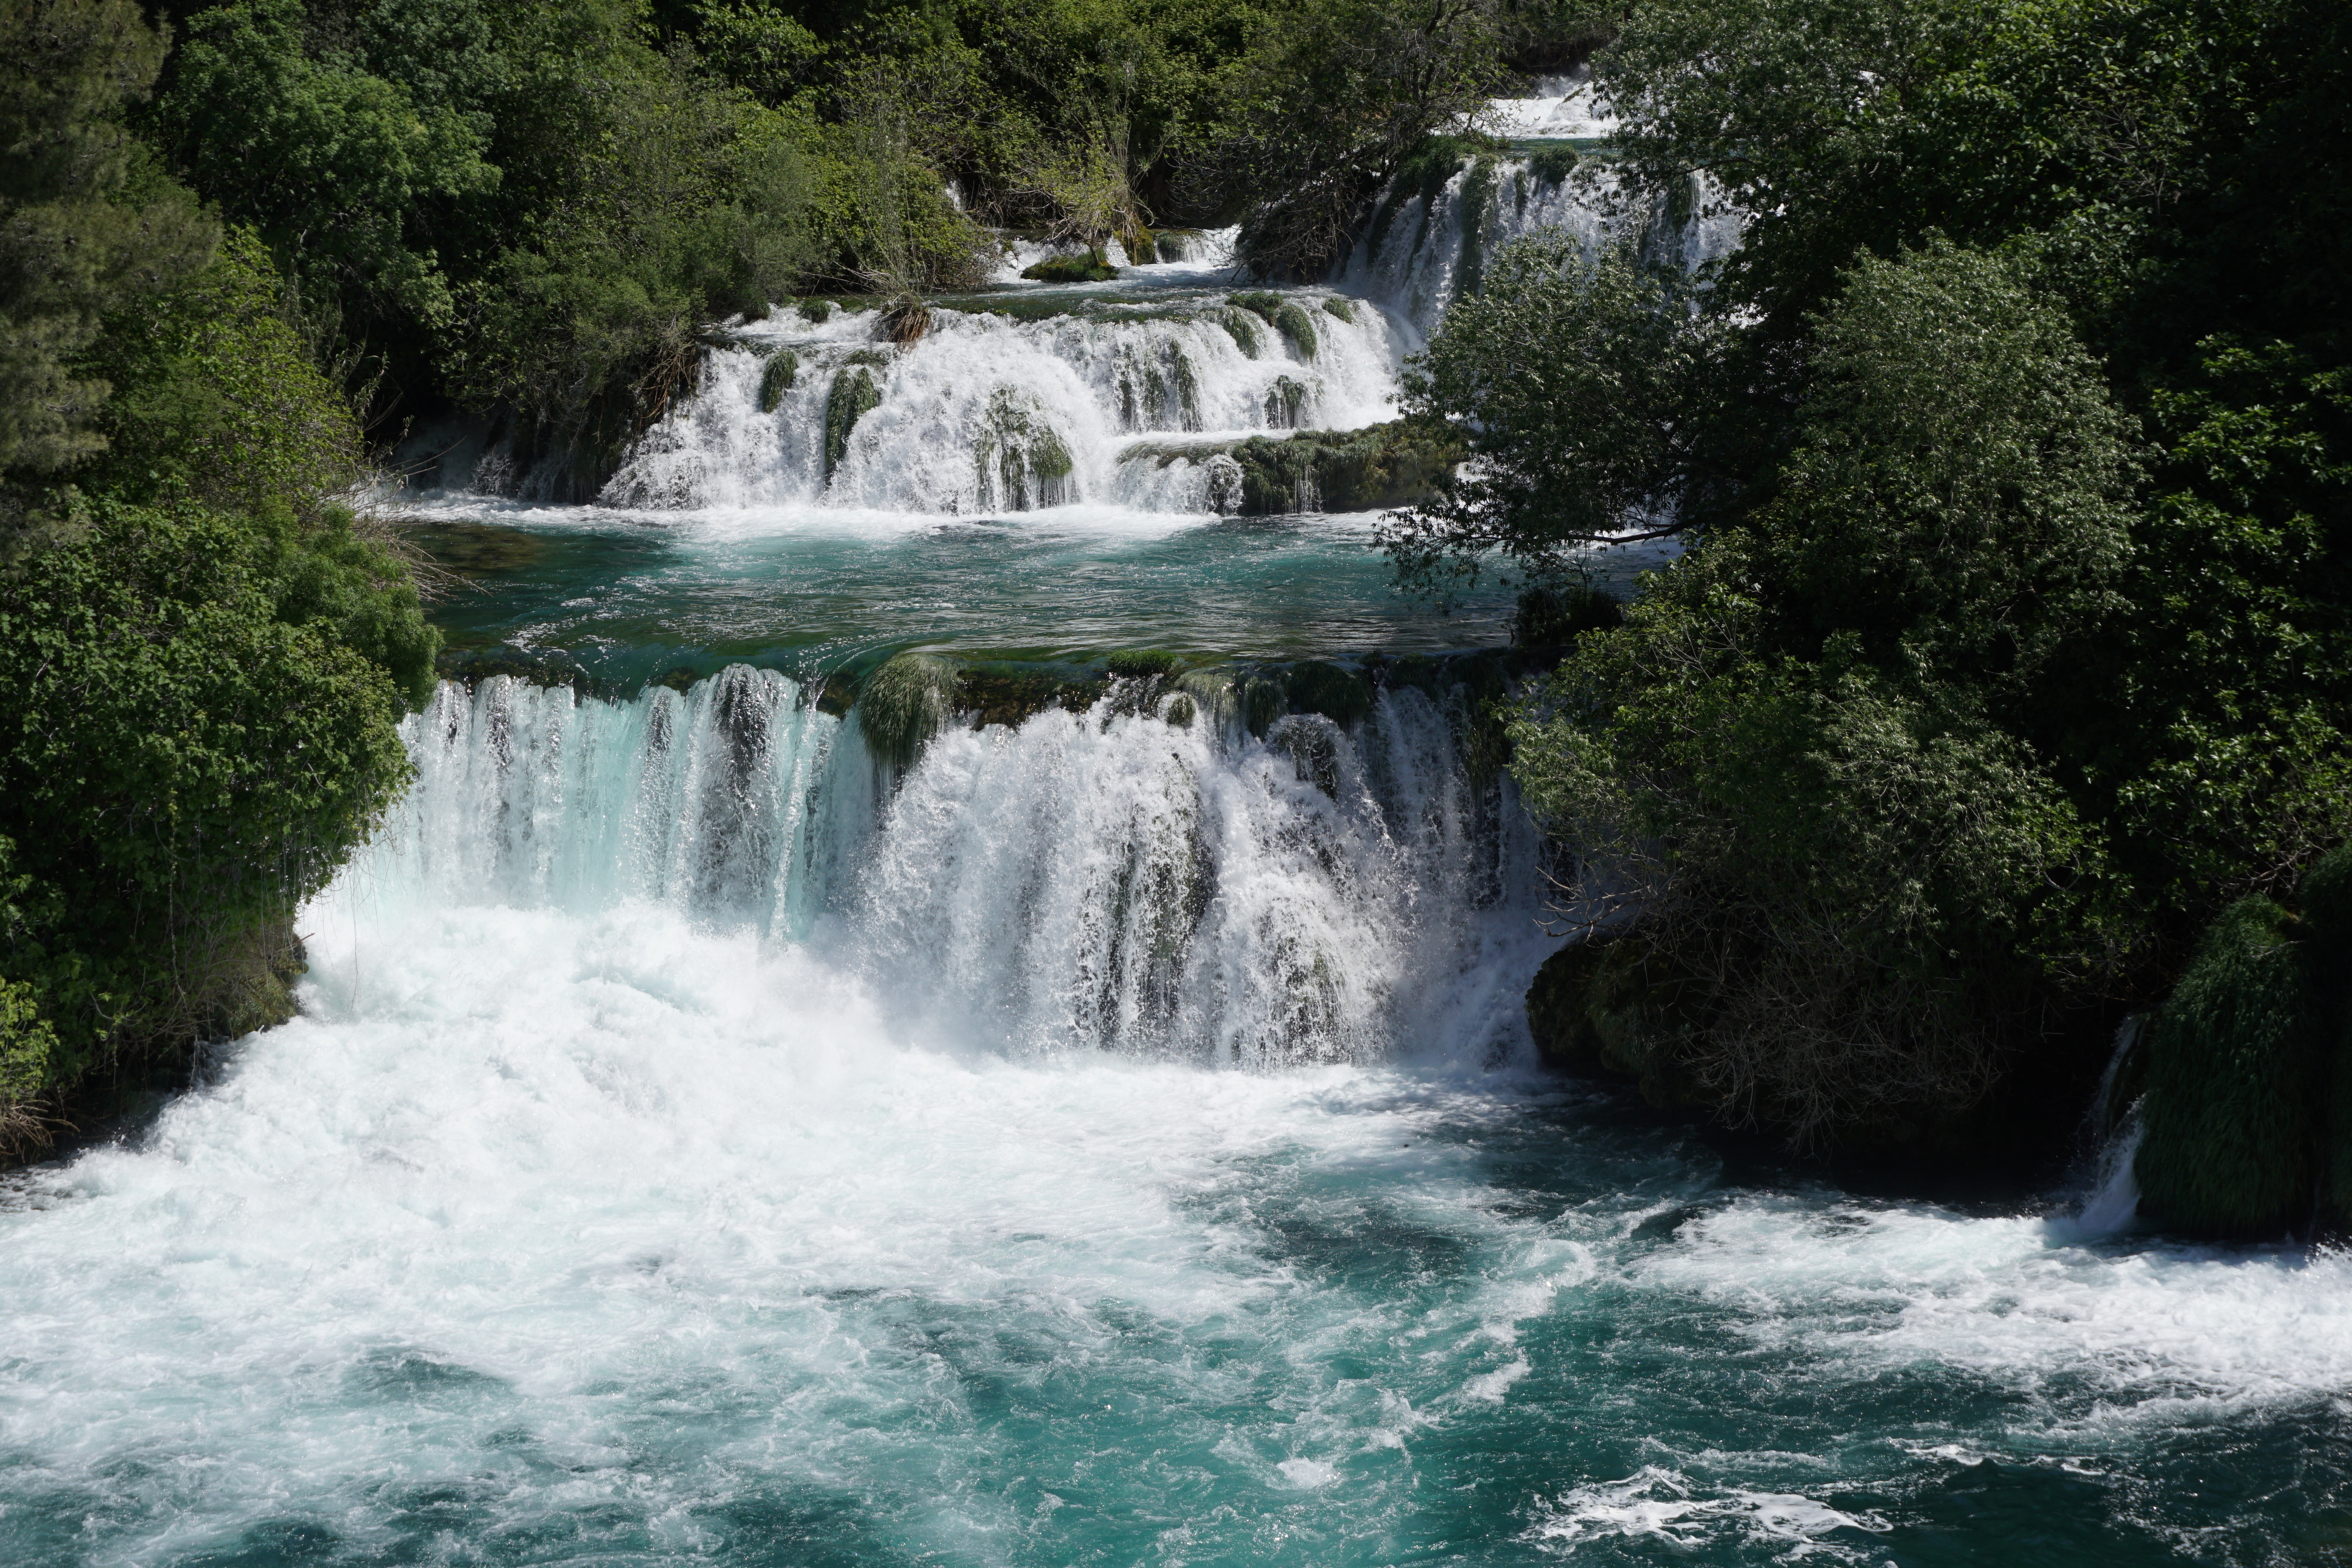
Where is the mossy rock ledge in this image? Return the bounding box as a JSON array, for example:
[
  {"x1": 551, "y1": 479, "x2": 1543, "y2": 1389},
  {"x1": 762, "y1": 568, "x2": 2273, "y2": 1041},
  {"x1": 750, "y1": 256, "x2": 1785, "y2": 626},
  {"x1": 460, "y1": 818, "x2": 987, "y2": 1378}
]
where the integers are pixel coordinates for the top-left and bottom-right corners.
[{"x1": 2130, "y1": 846, "x2": 2352, "y2": 1237}]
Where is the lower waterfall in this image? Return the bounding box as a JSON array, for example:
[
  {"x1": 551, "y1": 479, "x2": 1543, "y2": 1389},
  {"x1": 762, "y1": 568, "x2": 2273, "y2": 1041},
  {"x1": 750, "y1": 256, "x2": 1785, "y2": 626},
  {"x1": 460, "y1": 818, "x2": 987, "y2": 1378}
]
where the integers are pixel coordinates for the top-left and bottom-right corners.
[{"x1": 369, "y1": 670, "x2": 1553, "y2": 1069}]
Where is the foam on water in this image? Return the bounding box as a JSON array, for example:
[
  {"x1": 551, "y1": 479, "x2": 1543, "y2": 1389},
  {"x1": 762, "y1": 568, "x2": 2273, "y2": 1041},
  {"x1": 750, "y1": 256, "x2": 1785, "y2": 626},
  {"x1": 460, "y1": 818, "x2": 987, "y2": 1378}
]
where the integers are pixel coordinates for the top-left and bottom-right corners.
[
  {"x1": 595, "y1": 293, "x2": 1404, "y2": 514},
  {"x1": 7, "y1": 681, "x2": 2352, "y2": 1565}
]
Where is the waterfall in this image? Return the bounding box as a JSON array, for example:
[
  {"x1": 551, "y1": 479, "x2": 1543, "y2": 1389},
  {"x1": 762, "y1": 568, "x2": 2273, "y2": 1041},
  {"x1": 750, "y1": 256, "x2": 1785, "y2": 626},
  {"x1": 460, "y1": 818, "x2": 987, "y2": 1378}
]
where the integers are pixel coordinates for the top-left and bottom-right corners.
[
  {"x1": 584, "y1": 292, "x2": 1406, "y2": 513},
  {"x1": 1336, "y1": 157, "x2": 1746, "y2": 337},
  {"x1": 350, "y1": 670, "x2": 1555, "y2": 1068}
]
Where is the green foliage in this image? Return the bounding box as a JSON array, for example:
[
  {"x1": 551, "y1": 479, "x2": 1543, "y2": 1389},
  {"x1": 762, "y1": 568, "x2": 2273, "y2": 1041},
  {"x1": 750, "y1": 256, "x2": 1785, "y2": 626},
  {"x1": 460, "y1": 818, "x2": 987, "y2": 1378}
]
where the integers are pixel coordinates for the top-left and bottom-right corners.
[
  {"x1": 1382, "y1": 235, "x2": 1726, "y2": 601},
  {"x1": 1321, "y1": 296, "x2": 1355, "y2": 323},
  {"x1": 149, "y1": 0, "x2": 496, "y2": 333},
  {"x1": 1511, "y1": 583, "x2": 1620, "y2": 647},
  {"x1": 0, "y1": 0, "x2": 214, "y2": 476},
  {"x1": 1218, "y1": 306, "x2": 1261, "y2": 356},
  {"x1": 76, "y1": 229, "x2": 362, "y2": 520},
  {"x1": 0, "y1": 500, "x2": 413, "y2": 1102},
  {"x1": 1502, "y1": 241, "x2": 2135, "y2": 1145}
]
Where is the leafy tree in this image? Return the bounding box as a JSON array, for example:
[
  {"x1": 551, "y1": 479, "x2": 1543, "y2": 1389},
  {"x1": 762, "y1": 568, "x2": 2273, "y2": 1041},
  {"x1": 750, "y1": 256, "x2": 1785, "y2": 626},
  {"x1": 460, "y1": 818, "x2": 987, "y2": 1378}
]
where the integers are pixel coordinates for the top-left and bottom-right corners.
[
  {"x1": 1379, "y1": 236, "x2": 1728, "y2": 602},
  {"x1": 1508, "y1": 241, "x2": 2141, "y2": 1145},
  {"x1": 0, "y1": 0, "x2": 213, "y2": 478},
  {"x1": 0, "y1": 501, "x2": 416, "y2": 1135}
]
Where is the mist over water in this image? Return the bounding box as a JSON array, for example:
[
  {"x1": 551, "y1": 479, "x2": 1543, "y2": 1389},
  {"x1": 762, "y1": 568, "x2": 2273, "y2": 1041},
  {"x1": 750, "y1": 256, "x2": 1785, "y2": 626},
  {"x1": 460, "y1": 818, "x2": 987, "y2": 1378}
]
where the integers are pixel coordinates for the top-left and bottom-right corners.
[{"x1": 5, "y1": 128, "x2": 2347, "y2": 1568}]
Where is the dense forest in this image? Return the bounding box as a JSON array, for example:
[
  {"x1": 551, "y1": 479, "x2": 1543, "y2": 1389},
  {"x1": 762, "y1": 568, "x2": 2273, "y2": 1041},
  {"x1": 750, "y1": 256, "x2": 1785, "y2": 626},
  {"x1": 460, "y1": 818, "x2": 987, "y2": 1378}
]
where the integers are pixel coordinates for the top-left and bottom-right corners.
[{"x1": 2, "y1": 0, "x2": 2346, "y2": 1240}]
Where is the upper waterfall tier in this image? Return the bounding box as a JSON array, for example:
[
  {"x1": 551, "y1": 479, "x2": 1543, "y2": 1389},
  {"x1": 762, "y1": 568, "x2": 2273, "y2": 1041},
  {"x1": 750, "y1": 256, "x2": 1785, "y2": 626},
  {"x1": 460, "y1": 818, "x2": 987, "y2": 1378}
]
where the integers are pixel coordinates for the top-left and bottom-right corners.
[
  {"x1": 593, "y1": 289, "x2": 1406, "y2": 514},
  {"x1": 1338, "y1": 149, "x2": 1743, "y2": 336}
]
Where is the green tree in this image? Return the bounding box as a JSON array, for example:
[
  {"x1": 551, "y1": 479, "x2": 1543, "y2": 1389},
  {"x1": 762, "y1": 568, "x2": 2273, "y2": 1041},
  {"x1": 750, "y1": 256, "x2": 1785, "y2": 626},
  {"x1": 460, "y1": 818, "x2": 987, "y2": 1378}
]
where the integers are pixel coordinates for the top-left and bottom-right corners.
[
  {"x1": 1379, "y1": 235, "x2": 1728, "y2": 601},
  {"x1": 0, "y1": 0, "x2": 213, "y2": 479},
  {"x1": 1508, "y1": 242, "x2": 2140, "y2": 1146}
]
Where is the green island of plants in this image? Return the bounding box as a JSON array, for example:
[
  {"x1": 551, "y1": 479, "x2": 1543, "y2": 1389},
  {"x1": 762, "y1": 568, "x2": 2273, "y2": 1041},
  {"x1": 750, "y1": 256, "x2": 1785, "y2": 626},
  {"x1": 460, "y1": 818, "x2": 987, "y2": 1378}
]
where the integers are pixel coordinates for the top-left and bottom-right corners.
[{"x1": 1382, "y1": 0, "x2": 2350, "y2": 1218}]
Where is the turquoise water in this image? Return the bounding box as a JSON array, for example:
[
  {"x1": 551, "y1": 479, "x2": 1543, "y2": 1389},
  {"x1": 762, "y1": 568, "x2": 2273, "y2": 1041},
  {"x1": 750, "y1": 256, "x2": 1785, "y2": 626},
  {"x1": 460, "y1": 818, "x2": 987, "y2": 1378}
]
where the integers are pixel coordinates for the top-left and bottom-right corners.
[{"x1": 407, "y1": 503, "x2": 1546, "y2": 687}]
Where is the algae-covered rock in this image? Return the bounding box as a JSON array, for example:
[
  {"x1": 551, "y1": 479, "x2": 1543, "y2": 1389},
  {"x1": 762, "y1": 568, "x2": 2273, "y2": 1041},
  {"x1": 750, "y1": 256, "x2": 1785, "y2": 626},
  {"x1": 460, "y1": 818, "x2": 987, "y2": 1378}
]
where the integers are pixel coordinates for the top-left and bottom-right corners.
[
  {"x1": 1525, "y1": 931, "x2": 1704, "y2": 1109},
  {"x1": 1106, "y1": 649, "x2": 1182, "y2": 679},
  {"x1": 1218, "y1": 307, "x2": 1261, "y2": 358},
  {"x1": 757, "y1": 350, "x2": 798, "y2": 413},
  {"x1": 1264, "y1": 376, "x2": 1309, "y2": 430},
  {"x1": 975, "y1": 389, "x2": 1075, "y2": 510},
  {"x1": 856, "y1": 652, "x2": 959, "y2": 770},
  {"x1": 1286, "y1": 661, "x2": 1371, "y2": 727},
  {"x1": 1023, "y1": 252, "x2": 1119, "y2": 283},
  {"x1": 797, "y1": 299, "x2": 833, "y2": 323},
  {"x1": 824, "y1": 367, "x2": 881, "y2": 479},
  {"x1": 1321, "y1": 297, "x2": 1356, "y2": 324},
  {"x1": 1274, "y1": 303, "x2": 1318, "y2": 360},
  {"x1": 1120, "y1": 422, "x2": 1463, "y2": 516},
  {"x1": 2134, "y1": 895, "x2": 2328, "y2": 1236}
]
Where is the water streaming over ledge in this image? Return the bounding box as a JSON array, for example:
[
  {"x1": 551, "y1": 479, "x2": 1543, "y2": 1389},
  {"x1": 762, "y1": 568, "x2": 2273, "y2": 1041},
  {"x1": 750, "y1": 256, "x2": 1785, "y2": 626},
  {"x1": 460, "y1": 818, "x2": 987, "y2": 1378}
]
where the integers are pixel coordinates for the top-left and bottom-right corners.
[{"x1": 377, "y1": 670, "x2": 1552, "y2": 1068}]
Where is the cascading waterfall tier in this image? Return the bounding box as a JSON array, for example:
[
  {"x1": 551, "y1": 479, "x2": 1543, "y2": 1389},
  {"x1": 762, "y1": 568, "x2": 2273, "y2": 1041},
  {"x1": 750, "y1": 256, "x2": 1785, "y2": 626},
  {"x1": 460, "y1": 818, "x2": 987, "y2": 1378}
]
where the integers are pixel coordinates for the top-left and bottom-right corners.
[
  {"x1": 592, "y1": 291, "x2": 1407, "y2": 514},
  {"x1": 359, "y1": 668, "x2": 1551, "y2": 1068},
  {"x1": 1336, "y1": 156, "x2": 1745, "y2": 336}
]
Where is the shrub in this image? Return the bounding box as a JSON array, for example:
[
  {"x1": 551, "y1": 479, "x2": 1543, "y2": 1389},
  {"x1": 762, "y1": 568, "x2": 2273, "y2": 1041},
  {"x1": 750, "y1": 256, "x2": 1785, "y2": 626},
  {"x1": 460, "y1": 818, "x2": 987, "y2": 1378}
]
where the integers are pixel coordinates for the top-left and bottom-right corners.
[{"x1": 0, "y1": 500, "x2": 416, "y2": 1139}]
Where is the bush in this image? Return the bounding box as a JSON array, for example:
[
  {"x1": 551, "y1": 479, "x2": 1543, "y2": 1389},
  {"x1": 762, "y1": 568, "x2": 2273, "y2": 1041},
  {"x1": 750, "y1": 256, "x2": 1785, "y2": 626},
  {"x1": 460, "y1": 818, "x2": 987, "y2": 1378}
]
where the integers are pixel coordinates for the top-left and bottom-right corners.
[{"x1": 0, "y1": 501, "x2": 416, "y2": 1139}]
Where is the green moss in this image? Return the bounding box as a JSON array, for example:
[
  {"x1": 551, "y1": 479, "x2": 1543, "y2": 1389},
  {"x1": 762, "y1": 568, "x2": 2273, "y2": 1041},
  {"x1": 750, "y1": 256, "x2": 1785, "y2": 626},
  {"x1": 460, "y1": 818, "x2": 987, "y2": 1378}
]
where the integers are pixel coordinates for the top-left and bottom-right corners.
[
  {"x1": 1107, "y1": 649, "x2": 1182, "y2": 679},
  {"x1": 976, "y1": 389, "x2": 1074, "y2": 510},
  {"x1": 1264, "y1": 376, "x2": 1308, "y2": 429},
  {"x1": 1219, "y1": 307, "x2": 1262, "y2": 358},
  {"x1": 797, "y1": 299, "x2": 833, "y2": 324},
  {"x1": 1164, "y1": 693, "x2": 1197, "y2": 727},
  {"x1": 757, "y1": 350, "x2": 799, "y2": 413},
  {"x1": 2134, "y1": 895, "x2": 2328, "y2": 1236},
  {"x1": 843, "y1": 348, "x2": 891, "y2": 369},
  {"x1": 1172, "y1": 350, "x2": 1202, "y2": 431},
  {"x1": 1022, "y1": 253, "x2": 1120, "y2": 283},
  {"x1": 1274, "y1": 303, "x2": 1319, "y2": 359},
  {"x1": 1527, "y1": 145, "x2": 1578, "y2": 187},
  {"x1": 1321, "y1": 297, "x2": 1357, "y2": 324},
  {"x1": 1458, "y1": 155, "x2": 1500, "y2": 295},
  {"x1": 1286, "y1": 661, "x2": 1372, "y2": 727},
  {"x1": 824, "y1": 367, "x2": 881, "y2": 479},
  {"x1": 1512, "y1": 584, "x2": 1623, "y2": 646},
  {"x1": 1227, "y1": 290, "x2": 1284, "y2": 320},
  {"x1": 856, "y1": 652, "x2": 960, "y2": 770}
]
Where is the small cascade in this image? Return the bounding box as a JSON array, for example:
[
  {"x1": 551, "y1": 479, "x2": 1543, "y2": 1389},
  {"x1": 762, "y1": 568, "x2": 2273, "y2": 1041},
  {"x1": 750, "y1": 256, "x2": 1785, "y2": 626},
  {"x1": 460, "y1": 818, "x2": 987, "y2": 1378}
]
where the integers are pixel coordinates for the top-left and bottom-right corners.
[
  {"x1": 349, "y1": 668, "x2": 1553, "y2": 1068},
  {"x1": 2070, "y1": 1017, "x2": 2146, "y2": 1235},
  {"x1": 592, "y1": 287, "x2": 1405, "y2": 513},
  {"x1": 1336, "y1": 73, "x2": 1746, "y2": 336}
]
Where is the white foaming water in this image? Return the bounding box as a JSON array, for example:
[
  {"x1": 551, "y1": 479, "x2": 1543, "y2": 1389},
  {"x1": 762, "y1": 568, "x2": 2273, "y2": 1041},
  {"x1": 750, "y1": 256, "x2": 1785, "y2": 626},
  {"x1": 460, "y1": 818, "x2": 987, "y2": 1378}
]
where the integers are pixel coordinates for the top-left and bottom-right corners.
[
  {"x1": 597, "y1": 293, "x2": 1403, "y2": 514},
  {"x1": 1336, "y1": 158, "x2": 1745, "y2": 335}
]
